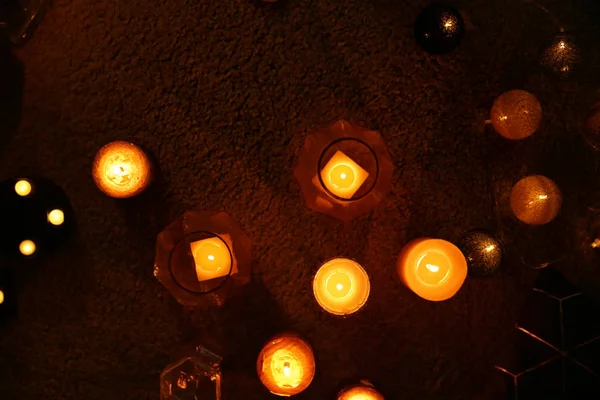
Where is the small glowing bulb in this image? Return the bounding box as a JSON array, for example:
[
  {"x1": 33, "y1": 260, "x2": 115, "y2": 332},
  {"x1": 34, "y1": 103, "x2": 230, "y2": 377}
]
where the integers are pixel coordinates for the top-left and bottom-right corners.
[
  {"x1": 14, "y1": 180, "x2": 32, "y2": 197},
  {"x1": 559, "y1": 41, "x2": 566, "y2": 49},
  {"x1": 591, "y1": 239, "x2": 600, "y2": 249},
  {"x1": 444, "y1": 21, "x2": 453, "y2": 29},
  {"x1": 208, "y1": 254, "x2": 215, "y2": 261},
  {"x1": 47, "y1": 209, "x2": 65, "y2": 226},
  {"x1": 0, "y1": 290, "x2": 4, "y2": 305},
  {"x1": 538, "y1": 194, "x2": 548, "y2": 200},
  {"x1": 426, "y1": 264, "x2": 439, "y2": 273},
  {"x1": 485, "y1": 245, "x2": 496, "y2": 253},
  {"x1": 19, "y1": 240, "x2": 36, "y2": 256}
]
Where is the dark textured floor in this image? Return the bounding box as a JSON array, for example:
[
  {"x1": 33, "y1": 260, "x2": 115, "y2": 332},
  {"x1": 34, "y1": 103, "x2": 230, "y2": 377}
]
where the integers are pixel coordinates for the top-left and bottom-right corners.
[{"x1": 1, "y1": 0, "x2": 600, "y2": 399}]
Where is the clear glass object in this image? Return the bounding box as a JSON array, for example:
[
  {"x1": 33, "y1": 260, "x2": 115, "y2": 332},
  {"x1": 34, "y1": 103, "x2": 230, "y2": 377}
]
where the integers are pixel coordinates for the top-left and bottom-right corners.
[
  {"x1": 160, "y1": 345, "x2": 223, "y2": 400},
  {"x1": 0, "y1": 0, "x2": 47, "y2": 45}
]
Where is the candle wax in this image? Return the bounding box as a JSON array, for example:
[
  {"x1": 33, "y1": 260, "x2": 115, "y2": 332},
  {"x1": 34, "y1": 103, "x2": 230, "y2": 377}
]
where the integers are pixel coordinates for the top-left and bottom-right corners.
[
  {"x1": 397, "y1": 238, "x2": 467, "y2": 301},
  {"x1": 313, "y1": 258, "x2": 370, "y2": 315},
  {"x1": 189, "y1": 237, "x2": 232, "y2": 282},
  {"x1": 320, "y1": 151, "x2": 369, "y2": 199}
]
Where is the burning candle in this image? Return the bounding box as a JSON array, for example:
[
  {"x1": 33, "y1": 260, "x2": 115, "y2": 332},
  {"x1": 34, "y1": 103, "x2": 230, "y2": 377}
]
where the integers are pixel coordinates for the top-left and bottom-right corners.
[
  {"x1": 92, "y1": 141, "x2": 152, "y2": 198},
  {"x1": 189, "y1": 236, "x2": 232, "y2": 282},
  {"x1": 257, "y1": 333, "x2": 315, "y2": 397},
  {"x1": 320, "y1": 150, "x2": 369, "y2": 199},
  {"x1": 338, "y1": 383, "x2": 384, "y2": 400},
  {"x1": 396, "y1": 238, "x2": 467, "y2": 301},
  {"x1": 313, "y1": 258, "x2": 370, "y2": 316},
  {"x1": 19, "y1": 239, "x2": 36, "y2": 256}
]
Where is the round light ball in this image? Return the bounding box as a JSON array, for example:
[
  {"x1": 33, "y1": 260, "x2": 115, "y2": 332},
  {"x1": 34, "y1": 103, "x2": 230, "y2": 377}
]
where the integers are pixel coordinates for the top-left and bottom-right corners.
[
  {"x1": 47, "y1": 209, "x2": 65, "y2": 226},
  {"x1": 338, "y1": 384, "x2": 384, "y2": 400},
  {"x1": 92, "y1": 141, "x2": 152, "y2": 198},
  {"x1": 0, "y1": 290, "x2": 4, "y2": 305},
  {"x1": 14, "y1": 179, "x2": 32, "y2": 197},
  {"x1": 414, "y1": 4, "x2": 465, "y2": 54},
  {"x1": 457, "y1": 230, "x2": 502, "y2": 277},
  {"x1": 257, "y1": 333, "x2": 315, "y2": 397},
  {"x1": 491, "y1": 90, "x2": 542, "y2": 140},
  {"x1": 19, "y1": 239, "x2": 36, "y2": 256},
  {"x1": 510, "y1": 175, "x2": 562, "y2": 225}
]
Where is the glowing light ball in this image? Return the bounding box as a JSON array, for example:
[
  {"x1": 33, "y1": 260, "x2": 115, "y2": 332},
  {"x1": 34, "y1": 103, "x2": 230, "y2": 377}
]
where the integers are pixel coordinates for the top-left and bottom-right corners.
[
  {"x1": 491, "y1": 90, "x2": 542, "y2": 140},
  {"x1": 510, "y1": 175, "x2": 562, "y2": 225},
  {"x1": 92, "y1": 141, "x2": 153, "y2": 198},
  {"x1": 458, "y1": 230, "x2": 502, "y2": 277}
]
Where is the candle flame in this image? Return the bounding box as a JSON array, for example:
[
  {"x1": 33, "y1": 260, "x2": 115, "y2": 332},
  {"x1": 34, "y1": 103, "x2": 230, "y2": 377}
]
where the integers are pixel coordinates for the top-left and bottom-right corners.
[
  {"x1": 591, "y1": 239, "x2": 600, "y2": 248},
  {"x1": 208, "y1": 254, "x2": 215, "y2": 261},
  {"x1": 538, "y1": 194, "x2": 548, "y2": 200},
  {"x1": 283, "y1": 362, "x2": 291, "y2": 377},
  {"x1": 559, "y1": 41, "x2": 566, "y2": 49},
  {"x1": 425, "y1": 264, "x2": 439, "y2": 273},
  {"x1": 336, "y1": 283, "x2": 343, "y2": 291}
]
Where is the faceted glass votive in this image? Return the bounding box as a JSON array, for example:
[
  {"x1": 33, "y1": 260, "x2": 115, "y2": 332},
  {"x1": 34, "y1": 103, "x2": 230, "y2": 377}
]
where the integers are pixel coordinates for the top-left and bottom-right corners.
[
  {"x1": 154, "y1": 211, "x2": 251, "y2": 307},
  {"x1": 294, "y1": 120, "x2": 394, "y2": 221},
  {"x1": 160, "y1": 345, "x2": 223, "y2": 400}
]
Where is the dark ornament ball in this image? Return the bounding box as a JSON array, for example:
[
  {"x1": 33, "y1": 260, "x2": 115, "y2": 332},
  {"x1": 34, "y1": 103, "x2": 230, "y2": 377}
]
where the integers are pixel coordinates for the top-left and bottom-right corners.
[
  {"x1": 458, "y1": 230, "x2": 502, "y2": 277},
  {"x1": 414, "y1": 3, "x2": 465, "y2": 54},
  {"x1": 539, "y1": 32, "x2": 583, "y2": 79},
  {"x1": 0, "y1": 178, "x2": 74, "y2": 259},
  {"x1": 583, "y1": 101, "x2": 600, "y2": 151}
]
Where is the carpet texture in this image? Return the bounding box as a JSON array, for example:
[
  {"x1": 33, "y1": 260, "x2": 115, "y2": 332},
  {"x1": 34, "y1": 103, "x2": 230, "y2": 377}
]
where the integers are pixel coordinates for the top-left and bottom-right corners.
[{"x1": 0, "y1": 0, "x2": 599, "y2": 399}]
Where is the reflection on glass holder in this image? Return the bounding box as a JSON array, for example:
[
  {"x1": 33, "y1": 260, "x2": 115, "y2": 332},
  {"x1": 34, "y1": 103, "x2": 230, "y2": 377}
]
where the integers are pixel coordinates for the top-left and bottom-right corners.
[
  {"x1": 294, "y1": 120, "x2": 394, "y2": 221},
  {"x1": 160, "y1": 344, "x2": 223, "y2": 400},
  {"x1": 0, "y1": 0, "x2": 47, "y2": 45},
  {"x1": 154, "y1": 211, "x2": 252, "y2": 307}
]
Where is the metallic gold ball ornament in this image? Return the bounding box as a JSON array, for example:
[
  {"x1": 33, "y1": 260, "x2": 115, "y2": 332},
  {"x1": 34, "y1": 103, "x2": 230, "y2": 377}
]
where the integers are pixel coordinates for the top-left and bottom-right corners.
[
  {"x1": 414, "y1": 4, "x2": 465, "y2": 54},
  {"x1": 491, "y1": 90, "x2": 542, "y2": 140},
  {"x1": 539, "y1": 32, "x2": 583, "y2": 79},
  {"x1": 457, "y1": 230, "x2": 502, "y2": 277},
  {"x1": 583, "y1": 102, "x2": 600, "y2": 151},
  {"x1": 510, "y1": 175, "x2": 562, "y2": 225}
]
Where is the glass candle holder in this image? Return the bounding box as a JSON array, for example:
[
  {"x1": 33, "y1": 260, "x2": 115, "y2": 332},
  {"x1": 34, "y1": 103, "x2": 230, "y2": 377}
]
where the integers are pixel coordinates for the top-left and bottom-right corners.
[
  {"x1": 0, "y1": 177, "x2": 74, "y2": 259},
  {"x1": 154, "y1": 211, "x2": 251, "y2": 307},
  {"x1": 160, "y1": 344, "x2": 223, "y2": 400},
  {"x1": 257, "y1": 332, "x2": 315, "y2": 397},
  {"x1": 338, "y1": 381, "x2": 384, "y2": 400},
  {"x1": 294, "y1": 120, "x2": 394, "y2": 221}
]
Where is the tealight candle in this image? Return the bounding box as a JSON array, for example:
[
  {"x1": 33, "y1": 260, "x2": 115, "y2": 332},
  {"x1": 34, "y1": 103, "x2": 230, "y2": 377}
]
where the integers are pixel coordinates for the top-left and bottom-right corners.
[
  {"x1": 396, "y1": 238, "x2": 467, "y2": 301},
  {"x1": 338, "y1": 383, "x2": 384, "y2": 400},
  {"x1": 257, "y1": 333, "x2": 315, "y2": 397},
  {"x1": 92, "y1": 141, "x2": 152, "y2": 198},
  {"x1": 320, "y1": 150, "x2": 369, "y2": 199},
  {"x1": 313, "y1": 258, "x2": 370, "y2": 315},
  {"x1": 189, "y1": 236, "x2": 232, "y2": 282}
]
